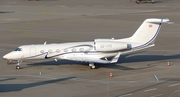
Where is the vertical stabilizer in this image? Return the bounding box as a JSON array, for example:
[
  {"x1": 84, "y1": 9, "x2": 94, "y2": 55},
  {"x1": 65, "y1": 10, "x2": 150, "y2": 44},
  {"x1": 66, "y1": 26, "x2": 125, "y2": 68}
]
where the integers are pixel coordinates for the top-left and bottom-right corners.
[{"x1": 130, "y1": 18, "x2": 170, "y2": 45}]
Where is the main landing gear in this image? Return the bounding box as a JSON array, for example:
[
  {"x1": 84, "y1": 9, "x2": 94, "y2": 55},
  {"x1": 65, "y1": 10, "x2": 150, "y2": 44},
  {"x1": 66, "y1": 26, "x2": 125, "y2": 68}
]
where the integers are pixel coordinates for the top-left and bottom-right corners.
[{"x1": 89, "y1": 63, "x2": 96, "y2": 69}]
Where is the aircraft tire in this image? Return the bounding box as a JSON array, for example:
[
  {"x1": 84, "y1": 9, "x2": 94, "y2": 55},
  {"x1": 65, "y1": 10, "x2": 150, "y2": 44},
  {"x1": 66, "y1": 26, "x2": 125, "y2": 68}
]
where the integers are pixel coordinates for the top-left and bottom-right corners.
[
  {"x1": 16, "y1": 66, "x2": 20, "y2": 70},
  {"x1": 91, "y1": 66, "x2": 96, "y2": 69}
]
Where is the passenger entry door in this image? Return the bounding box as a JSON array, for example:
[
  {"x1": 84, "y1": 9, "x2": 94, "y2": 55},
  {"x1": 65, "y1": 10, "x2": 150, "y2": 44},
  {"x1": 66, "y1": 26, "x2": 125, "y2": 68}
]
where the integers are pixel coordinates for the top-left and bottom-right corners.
[{"x1": 30, "y1": 47, "x2": 36, "y2": 57}]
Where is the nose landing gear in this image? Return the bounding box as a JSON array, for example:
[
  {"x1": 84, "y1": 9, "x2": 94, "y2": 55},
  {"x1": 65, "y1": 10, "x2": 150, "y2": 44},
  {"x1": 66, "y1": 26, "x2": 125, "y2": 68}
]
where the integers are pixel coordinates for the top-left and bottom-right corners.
[{"x1": 16, "y1": 60, "x2": 22, "y2": 70}]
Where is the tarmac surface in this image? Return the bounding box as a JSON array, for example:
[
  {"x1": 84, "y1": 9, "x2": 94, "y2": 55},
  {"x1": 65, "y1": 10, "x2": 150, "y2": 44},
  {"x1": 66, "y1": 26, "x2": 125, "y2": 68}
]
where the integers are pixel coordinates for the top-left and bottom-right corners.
[{"x1": 1, "y1": 0, "x2": 180, "y2": 97}]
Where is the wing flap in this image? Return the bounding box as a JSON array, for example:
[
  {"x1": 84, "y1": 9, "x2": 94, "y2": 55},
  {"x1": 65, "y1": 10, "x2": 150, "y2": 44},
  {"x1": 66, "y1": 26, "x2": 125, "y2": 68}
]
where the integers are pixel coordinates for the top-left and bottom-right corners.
[
  {"x1": 65, "y1": 57, "x2": 111, "y2": 63},
  {"x1": 65, "y1": 52, "x2": 121, "y2": 64}
]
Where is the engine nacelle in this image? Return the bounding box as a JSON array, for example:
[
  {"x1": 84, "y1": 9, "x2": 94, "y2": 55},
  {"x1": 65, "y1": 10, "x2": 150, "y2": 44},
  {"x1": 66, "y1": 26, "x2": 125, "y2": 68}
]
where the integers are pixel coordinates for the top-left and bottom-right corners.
[{"x1": 94, "y1": 40, "x2": 128, "y2": 51}]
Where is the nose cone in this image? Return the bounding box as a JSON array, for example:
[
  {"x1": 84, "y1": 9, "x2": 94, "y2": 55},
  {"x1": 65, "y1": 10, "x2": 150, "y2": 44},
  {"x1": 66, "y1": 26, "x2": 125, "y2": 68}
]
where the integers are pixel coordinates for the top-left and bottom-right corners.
[
  {"x1": 3, "y1": 54, "x2": 7, "y2": 59},
  {"x1": 3, "y1": 54, "x2": 10, "y2": 60}
]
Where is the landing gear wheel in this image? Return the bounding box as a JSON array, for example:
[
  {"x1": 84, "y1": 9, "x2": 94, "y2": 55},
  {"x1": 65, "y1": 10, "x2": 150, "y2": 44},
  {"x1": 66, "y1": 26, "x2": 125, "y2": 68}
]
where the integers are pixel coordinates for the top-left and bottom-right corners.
[
  {"x1": 16, "y1": 66, "x2": 20, "y2": 70},
  {"x1": 89, "y1": 63, "x2": 96, "y2": 69},
  {"x1": 91, "y1": 66, "x2": 95, "y2": 69},
  {"x1": 15, "y1": 60, "x2": 23, "y2": 70},
  {"x1": 90, "y1": 66, "x2": 96, "y2": 69}
]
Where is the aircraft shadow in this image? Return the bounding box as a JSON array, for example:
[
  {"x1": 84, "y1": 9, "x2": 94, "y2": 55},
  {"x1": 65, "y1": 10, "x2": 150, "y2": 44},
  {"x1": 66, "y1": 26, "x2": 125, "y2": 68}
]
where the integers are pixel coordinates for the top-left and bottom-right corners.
[
  {"x1": 0, "y1": 11, "x2": 14, "y2": 14},
  {"x1": 119, "y1": 54, "x2": 180, "y2": 63},
  {"x1": 0, "y1": 78, "x2": 16, "y2": 82},
  {"x1": 26, "y1": 54, "x2": 180, "y2": 70},
  {"x1": 26, "y1": 60, "x2": 137, "y2": 70},
  {"x1": 26, "y1": 51, "x2": 145, "y2": 68},
  {"x1": 26, "y1": 60, "x2": 83, "y2": 67},
  {"x1": 0, "y1": 77, "x2": 75, "y2": 92}
]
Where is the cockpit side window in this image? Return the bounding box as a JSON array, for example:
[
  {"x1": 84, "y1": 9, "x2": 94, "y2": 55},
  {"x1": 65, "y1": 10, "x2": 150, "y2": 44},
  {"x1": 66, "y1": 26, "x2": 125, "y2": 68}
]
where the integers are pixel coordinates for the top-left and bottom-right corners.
[{"x1": 14, "y1": 48, "x2": 22, "y2": 51}]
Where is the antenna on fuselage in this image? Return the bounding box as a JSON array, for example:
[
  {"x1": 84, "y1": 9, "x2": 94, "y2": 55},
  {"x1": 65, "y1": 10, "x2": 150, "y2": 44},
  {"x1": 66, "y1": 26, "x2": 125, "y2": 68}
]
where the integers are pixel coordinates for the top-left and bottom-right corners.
[{"x1": 44, "y1": 41, "x2": 47, "y2": 45}]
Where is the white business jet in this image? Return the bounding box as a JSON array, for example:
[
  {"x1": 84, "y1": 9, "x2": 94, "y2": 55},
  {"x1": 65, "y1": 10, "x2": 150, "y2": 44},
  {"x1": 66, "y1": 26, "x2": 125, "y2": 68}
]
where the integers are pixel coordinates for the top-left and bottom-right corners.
[{"x1": 3, "y1": 18, "x2": 171, "y2": 69}]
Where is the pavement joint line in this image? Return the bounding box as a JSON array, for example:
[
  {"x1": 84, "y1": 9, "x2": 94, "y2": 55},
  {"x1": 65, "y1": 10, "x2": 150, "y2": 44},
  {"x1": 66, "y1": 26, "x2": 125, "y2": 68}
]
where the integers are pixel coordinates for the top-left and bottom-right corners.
[
  {"x1": 3, "y1": 19, "x2": 21, "y2": 20},
  {"x1": 0, "y1": 48, "x2": 9, "y2": 51},
  {"x1": 144, "y1": 88, "x2": 157, "y2": 92},
  {"x1": 174, "y1": 90, "x2": 180, "y2": 93},
  {"x1": 169, "y1": 83, "x2": 180, "y2": 87},
  {"x1": 0, "y1": 44, "x2": 19, "y2": 46},
  {"x1": 150, "y1": 94, "x2": 163, "y2": 97}
]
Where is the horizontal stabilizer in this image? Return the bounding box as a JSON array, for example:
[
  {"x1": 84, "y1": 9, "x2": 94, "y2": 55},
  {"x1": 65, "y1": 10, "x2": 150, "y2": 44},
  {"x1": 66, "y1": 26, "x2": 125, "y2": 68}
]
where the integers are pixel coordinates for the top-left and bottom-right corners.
[
  {"x1": 121, "y1": 44, "x2": 155, "y2": 54},
  {"x1": 147, "y1": 18, "x2": 172, "y2": 24}
]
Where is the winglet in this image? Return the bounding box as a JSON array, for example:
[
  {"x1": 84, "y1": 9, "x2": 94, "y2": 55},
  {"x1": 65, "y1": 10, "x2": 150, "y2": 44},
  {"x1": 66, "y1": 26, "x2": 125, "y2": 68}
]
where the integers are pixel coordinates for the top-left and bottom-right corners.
[
  {"x1": 110, "y1": 52, "x2": 121, "y2": 63},
  {"x1": 44, "y1": 41, "x2": 47, "y2": 45}
]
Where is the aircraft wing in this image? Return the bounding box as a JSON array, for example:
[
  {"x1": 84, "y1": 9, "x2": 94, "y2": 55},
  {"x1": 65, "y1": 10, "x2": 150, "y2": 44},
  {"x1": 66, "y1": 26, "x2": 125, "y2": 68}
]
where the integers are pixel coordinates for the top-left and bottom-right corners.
[{"x1": 65, "y1": 52, "x2": 121, "y2": 64}]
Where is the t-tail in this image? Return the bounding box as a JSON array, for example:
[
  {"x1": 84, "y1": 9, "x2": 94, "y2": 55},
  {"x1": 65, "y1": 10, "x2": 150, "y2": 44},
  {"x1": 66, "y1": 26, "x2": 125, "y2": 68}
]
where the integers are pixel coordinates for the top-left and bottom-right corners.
[{"x1": 128, "y1": 18, "x2": 171, "y2": 50}]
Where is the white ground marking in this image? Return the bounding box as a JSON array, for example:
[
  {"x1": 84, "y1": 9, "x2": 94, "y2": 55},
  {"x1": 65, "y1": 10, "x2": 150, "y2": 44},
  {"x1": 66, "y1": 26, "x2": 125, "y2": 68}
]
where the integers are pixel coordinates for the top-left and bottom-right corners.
[
  {"x1": 174, "y1": 90, "x2": 180, "y2": 93},
  {"x1": 169, "y1": 83, "x2": 180, "y2": 87},
  {"x1": 130, "y1": 10, "x2": 160, "y2": 14},
  {"x1": 144, "y1": 88, "x2": 157, "y2": 92},
  {"x1": 138, "y1": 10, "x2": 160, "y2": 13},
  {"x1": 150, "y1": 94, "x2": 163, "y2": 97},
  {"x1": 118, "y1": 93, "x2": 132, "y2": 97}
]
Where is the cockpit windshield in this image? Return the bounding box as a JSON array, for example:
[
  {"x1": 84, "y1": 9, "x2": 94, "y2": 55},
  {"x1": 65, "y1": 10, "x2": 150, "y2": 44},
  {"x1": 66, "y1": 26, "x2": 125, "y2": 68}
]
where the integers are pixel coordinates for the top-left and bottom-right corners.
[{"x1": 14, "y1": 48, "x2": 22, "y2": 51}]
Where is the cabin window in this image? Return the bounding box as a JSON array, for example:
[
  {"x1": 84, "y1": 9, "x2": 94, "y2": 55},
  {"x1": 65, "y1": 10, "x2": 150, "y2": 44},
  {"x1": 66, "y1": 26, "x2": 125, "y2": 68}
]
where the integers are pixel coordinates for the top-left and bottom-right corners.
[
  {"x1": 72, "y1": 48, "x2": 76, "y2": 52},
  {"x1": 40, "y1": 50, "x2": 45, "y2": 53},
  {"x1": 56, "y1": 49, "x2": 60, "y2": 53},
  {"x1": 48, "y1": 49, "x2": 52, "y2": 53},
  {"x1": 79, "y1": 48, "x2": 84, "y2": 52},
  {"x1": 64, "y1": 49, "x2": 68, "y2": 52},
  {"x1": 14, "y1": 48, "x2": 22, "y2": 51}
]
